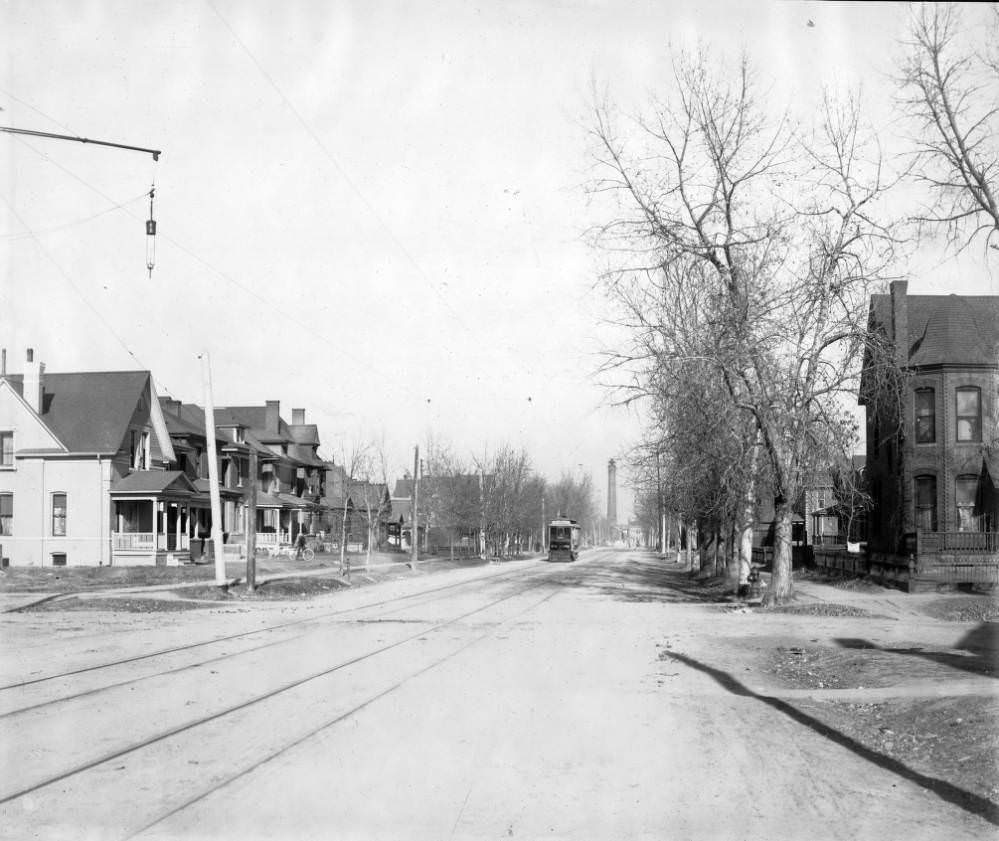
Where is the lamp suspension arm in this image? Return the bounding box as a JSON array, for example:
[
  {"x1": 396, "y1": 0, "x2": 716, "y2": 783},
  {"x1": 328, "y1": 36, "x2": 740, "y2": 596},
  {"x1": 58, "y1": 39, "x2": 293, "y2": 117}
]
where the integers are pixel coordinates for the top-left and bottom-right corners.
[{"x1": 0, "y1": 125, "x2": 161, "y2": 160}]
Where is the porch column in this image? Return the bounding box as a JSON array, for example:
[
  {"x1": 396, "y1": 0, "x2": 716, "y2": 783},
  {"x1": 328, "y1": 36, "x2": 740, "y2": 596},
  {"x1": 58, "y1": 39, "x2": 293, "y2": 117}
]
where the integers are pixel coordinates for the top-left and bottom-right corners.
[
  {"x1": 151, "y1": 498, "x2": 158, "y2": 552},
  {"x1": 175, "y1": 504, "x2": 182, "y2": 551}
]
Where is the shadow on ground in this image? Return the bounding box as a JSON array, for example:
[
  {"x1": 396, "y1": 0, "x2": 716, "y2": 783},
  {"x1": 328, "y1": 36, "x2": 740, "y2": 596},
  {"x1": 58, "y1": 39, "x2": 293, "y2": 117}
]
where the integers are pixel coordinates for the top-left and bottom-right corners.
[
  {"x1": 835, "y1": 627, "x2": 998, "y2": 679},
  {"x1": 546, "y1": 554, "x2": 733, "y2": 604},
  {"x1": 663, "y1": 648, "x2": 999, "y2": 827}
]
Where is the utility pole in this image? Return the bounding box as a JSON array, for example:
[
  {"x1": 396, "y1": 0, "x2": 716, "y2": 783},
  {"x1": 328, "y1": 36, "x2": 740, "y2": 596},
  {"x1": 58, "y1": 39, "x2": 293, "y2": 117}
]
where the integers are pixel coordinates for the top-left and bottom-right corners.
[
  {"x1": 246, "y1": 447, "x2": 258, "y2": 591},
  {"x1": 479, "y1": 466, "x2": 488, "y2": 561},
  {"x1": 410, "y1": 444, "x2": 419, "y2": 569},
  {"x1": 541, "y1": 496, "x2": 546, "y2": 557},
  {"x1": 199, "y1": 353, "x2": 226, "y2": 587}
]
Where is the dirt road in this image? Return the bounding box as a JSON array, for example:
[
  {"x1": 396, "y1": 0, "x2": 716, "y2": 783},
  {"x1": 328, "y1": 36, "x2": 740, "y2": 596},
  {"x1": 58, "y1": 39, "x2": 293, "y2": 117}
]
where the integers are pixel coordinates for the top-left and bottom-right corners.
[{"x1": 0, "y1": 549, "x2": 995, "y2": 840}]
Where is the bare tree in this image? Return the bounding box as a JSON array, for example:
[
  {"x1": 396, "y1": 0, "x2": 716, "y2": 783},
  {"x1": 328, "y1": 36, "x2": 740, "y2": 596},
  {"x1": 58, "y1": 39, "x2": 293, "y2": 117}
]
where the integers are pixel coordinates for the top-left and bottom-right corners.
[
  {"x1": 477, "y1": 445, "x2": 534, "y2": 557},
  {"x1": 424, "y1": 438, "x2": 480, "y2": 559},
  {"x1": 332, "y1": 439, "x2": 372, "y2": 571},
  {"x1": 897, "y1": 3, "x2": 999, "y2": 252},
  {"x1": 590, "y1": 50, "x2": 899, "y2": 604}
]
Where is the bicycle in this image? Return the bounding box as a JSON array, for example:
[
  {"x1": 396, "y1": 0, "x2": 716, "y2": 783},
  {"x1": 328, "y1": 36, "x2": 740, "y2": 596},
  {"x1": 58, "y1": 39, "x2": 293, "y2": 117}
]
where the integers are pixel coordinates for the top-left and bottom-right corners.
[{"x1": 265, "y1": 544, "x2": 315, "y2": 562}]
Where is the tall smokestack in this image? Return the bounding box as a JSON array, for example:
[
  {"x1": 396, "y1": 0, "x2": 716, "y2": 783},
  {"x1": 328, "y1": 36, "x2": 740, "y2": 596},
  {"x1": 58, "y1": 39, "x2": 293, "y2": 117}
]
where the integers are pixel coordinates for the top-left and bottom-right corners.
[{"x1": 607, "y1": 459, "x2": 618, "y2": 529}]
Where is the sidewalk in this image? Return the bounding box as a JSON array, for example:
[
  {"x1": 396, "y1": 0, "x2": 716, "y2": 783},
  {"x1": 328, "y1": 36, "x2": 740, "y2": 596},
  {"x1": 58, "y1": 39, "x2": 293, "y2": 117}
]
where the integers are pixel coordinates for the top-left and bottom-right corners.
[{"x1": 0, "y1": 551, "x2": 541, "y2": 612}]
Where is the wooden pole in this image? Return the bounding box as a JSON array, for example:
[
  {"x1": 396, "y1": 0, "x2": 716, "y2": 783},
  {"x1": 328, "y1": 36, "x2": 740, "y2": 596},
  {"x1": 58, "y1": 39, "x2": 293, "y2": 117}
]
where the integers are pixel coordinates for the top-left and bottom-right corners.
[
  {"x1": 200, "y1": 353, "x2": 227, "y2": 587},
  {"x1": 246, "y1": 446, "x2": 257, "y2": 591},
  {"x1": 410, "y1": 445, "x2": 419, "y2": 568}
]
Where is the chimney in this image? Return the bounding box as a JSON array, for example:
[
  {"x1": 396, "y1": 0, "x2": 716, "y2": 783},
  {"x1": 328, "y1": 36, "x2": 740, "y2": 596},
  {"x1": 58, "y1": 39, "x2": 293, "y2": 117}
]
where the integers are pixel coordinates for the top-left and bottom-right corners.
[
  {"x1": 164, "y1": 398, "x2": 182, "y2": 417},
  {"x1": 890, "y1": 280, "x2": 909, "y2": 368},
  {"x1": 23, "y1": 348, "x2": 45, "y2": 414},
  {"x1": 265, "y1": 400, "x2": 280, "y2": 434},
  {"x1": 292, "y1": 408, "x2": 305, "y2": 426}
]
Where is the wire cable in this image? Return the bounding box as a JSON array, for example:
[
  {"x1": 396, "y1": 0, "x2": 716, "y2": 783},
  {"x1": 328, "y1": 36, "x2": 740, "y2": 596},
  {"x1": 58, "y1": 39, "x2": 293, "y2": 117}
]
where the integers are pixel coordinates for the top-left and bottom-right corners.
[
  {"x1": 204, "y1": 0, "x2": 477, "y2": 337},
  {"x1": 0, "y1": 191, "x2": 163, "y2": 385}
]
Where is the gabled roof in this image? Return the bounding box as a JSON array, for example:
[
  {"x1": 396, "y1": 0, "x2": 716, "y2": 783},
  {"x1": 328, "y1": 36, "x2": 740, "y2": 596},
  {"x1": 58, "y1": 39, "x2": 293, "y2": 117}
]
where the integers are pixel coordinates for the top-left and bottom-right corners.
[
  {"x1": 110, "y1": 470, "x2": 197, "y2": 495},
  {"x1": 870, "y1": 292, "x2": 999, "y2": 368},
  {"x1": 6, "y1": 370, "x2": 154, "y2": 454},
  {"x1": 288, "y1": 423, "x2": 320, "y2": 447},
  {"x1": 219, "y1": 406, "x2": 292, "y2": 444}
]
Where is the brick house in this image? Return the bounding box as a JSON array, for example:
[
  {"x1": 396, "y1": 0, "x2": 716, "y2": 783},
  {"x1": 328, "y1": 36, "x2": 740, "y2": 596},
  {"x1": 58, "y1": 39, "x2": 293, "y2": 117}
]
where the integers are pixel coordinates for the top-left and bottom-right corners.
[{"x1": 859, "y1": 281, "x2": 999, "y2": 583}]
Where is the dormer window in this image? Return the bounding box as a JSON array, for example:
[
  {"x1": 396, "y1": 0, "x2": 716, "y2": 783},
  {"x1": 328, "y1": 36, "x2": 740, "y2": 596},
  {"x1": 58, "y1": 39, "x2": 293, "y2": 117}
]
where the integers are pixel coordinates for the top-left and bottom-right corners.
[{"x1": 130, "y1": 430, "x2": 150, "y2": 470}]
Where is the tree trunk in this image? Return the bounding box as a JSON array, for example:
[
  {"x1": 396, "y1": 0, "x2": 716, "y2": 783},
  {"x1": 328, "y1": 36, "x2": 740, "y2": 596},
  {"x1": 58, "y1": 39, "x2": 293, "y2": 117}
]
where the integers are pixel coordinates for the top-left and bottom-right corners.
[
  {"x1": 698, "y1": 520, "x2": 714, "y2": 576},
  {"x1": 660, "y1": 506, "x2": 668, "y2": 559},
  {"x1": 725, "y1": 521, "x2": 740, "y2": 591},
  {"x1": 365, "y1": 501, "x2": 372, "y2": 569},
  {"x1": 739, "y1": 522, "x2": 754, "y2": 587},
  {"x1": 340, "y1": 505, "x2": 348, "y2": 570},
  {"x1": 766, "y1": 501, "x2": 795, "y2": 605}
]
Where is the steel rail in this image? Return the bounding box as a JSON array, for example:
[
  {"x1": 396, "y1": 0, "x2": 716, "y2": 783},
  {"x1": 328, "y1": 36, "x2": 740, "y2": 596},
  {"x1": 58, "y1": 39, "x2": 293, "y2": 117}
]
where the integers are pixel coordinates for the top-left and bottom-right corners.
[
  {"x1": 0, "y1": 559, "x2": 543, "y2": 692},
  {"x1": 0, "y1": 570, "x2": 559, "y2": 806}
]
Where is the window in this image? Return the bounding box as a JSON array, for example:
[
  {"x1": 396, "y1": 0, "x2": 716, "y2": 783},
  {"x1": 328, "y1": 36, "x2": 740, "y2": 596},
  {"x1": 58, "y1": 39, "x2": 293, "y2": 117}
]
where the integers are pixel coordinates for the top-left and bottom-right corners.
[
  {"x1": 914, "y1": 388, "x2": 935, "y2": 443},
  {"x1": 0, "y1": 432, "x2": 13, "y2": 466},
  {"x1": 130, "y1": 429, "x2": 150, "y2": 470},
  {"x1": 914, "y1": 475, "x2": 937, "y2": 531},
  {"x1": 52, "y1": 493, "x2": 67, "y2": 536},
  {"x1": 955, "y1": 476, "x2": 980, "y2": 532},
  {"x1": 956, "y1": 388, "x2": 982, "y2": 442},
  {"x1": 0, "y1": 493, "x2": 11, "y2": 536},
  {"x1": 51, "y1": 553, "x2": 66, "y2": 567}
]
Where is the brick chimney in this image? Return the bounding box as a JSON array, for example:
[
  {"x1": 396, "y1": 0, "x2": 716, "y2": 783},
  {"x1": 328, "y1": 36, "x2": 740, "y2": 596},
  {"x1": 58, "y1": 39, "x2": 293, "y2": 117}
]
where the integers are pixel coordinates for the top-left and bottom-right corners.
[
  {"x1": 292, "y1": 408, "x2": 305, "y2": 425},
  {"x1": 23, "y1": 348, "x2": 45, "y2": 414},
  {"x1": 265, "y1": 400, "x2": 280, "y2": 434},
  {"x1": 890, "y1": 280, "x2": 909, "y2": 368}
]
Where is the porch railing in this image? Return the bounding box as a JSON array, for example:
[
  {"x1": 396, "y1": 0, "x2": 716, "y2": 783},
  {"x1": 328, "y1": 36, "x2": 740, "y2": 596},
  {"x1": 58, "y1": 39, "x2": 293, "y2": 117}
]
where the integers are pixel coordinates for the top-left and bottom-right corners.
[
  {"x1": 256, "y1": 532, "x2": 279, "y2": 547},
  {"x1": 113, "y1": 532, "x2": 154, "y2": 551},
  {"x1": 918, "y1": 530, "x2": 999, "y2": 554}
]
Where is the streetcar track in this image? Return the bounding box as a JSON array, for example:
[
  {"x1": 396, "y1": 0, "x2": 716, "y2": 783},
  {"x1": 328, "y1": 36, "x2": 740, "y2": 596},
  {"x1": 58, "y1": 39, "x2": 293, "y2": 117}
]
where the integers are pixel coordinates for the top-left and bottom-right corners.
[
  {"x1": 127, "y1": 588, "x2": 560, "y2": 841},
  {"x1": 0, "y1": 560, "x2": 550, "y2": 692},
  {"x1": 0, "y1": 572, "x2": 559, "y2": 806},
  {"x1": 0, "y1": 632, "x2": 306, "y2": 721}
]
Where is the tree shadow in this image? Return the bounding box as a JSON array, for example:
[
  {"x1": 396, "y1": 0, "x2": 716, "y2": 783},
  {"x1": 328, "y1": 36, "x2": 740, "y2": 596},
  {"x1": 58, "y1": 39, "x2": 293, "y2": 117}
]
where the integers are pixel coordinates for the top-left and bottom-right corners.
[
  {"x1": 663, "y1": 649, "x2": 999, "y2": 826},
  {"x1": 545, "y1": 555, "x2": 732, "y2": 604},
  {"x1": 835, "y1": 630, "x2": 997, "y2": 679}
]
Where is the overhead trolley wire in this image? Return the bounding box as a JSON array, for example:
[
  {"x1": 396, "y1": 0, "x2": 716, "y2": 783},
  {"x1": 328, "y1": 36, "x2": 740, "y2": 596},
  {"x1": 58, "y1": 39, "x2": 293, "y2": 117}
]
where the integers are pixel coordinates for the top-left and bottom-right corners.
[
  {"x1": 205, "y1": 0, "x2": 478, "y2": 338},
  {"x1": 2, "y1": 128, "x2": 427, "y2": 407}
]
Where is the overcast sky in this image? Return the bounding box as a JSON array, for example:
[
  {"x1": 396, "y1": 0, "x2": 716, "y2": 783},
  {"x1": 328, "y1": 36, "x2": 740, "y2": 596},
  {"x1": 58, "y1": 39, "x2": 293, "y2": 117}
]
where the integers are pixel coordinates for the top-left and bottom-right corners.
[{"x1": 2, "y1": 1, "x2": 996, "y2": 518}]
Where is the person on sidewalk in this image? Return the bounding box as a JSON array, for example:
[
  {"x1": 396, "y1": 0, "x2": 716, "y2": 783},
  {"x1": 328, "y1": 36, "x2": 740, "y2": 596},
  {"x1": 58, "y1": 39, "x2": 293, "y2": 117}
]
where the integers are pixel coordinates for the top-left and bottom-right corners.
[{"x1": 295, "y1": 530, "x2": 308, "y2": 561}]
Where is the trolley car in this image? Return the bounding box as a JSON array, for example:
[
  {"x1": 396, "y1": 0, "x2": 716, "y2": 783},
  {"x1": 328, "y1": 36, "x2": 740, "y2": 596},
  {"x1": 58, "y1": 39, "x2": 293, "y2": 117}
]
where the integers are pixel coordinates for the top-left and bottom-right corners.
[{"x1": 547, "y1": 517, "x2": 581, "y2": 562}]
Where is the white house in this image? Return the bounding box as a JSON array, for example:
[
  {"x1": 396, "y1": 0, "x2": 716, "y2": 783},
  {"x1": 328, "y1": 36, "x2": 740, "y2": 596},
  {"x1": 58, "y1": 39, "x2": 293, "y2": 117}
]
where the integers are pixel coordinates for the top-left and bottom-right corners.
[{"x1": 0, "y1": 350, "x2": 178, "y2": 567}]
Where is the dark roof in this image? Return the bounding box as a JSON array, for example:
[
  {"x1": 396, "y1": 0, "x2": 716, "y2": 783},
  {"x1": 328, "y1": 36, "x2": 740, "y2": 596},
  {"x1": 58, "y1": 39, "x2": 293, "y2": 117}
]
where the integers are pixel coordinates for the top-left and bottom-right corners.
[
  {"x1": 871, "y1": 292, "x2": 999, "y2": 367},
  {"x1": 110, "y1": 470, "x2": 196, "y2": 495},
  {"x1": 159, "y1": 398, "x2": 230, "y2": 449},
  {"x1": 288, "y1": 423, "x2": 320, "y2": 446},
  {"x1": 219, "y1": 406, "x2": 291, "y2": 444},
  {"x1": 7, "y1": 370, "x2": 150, "y2": 454}
]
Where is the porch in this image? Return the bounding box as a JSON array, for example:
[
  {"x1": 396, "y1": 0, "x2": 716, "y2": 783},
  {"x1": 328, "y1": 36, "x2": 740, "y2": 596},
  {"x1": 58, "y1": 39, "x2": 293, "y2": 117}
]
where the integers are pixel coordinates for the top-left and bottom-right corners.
[
  {"x1": 911, "y1": 529, "x2": 999, "y2": 587},
  {"x1": 110, "y1": 470, "x2": 197, "y2": 566}
]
